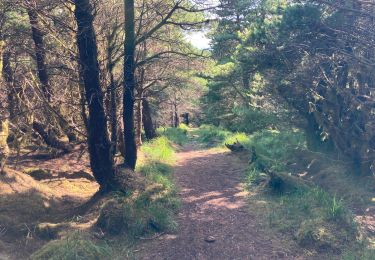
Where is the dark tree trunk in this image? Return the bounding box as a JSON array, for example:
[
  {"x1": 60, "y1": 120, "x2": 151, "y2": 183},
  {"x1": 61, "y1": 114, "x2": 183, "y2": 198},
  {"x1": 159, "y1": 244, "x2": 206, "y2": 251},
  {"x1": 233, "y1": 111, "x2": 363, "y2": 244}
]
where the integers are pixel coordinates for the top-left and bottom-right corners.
[
  {"x1": 78, "y1": 67, "x2": 89, "y2": 132},
  {"x1": 142, "y1": 98, "x2": 156, "y2": 140},
  {"x1": 3, "y1": 51, "x2": 17, "y2": 120},
  {"x1": 135, "y1": 98, "x2": 142, "y2": 146},
  {"x1": 107, "y1": 32, "x2": 117, "y2": 157},
  {"x1": 27, "y1": 3, "x2": 52, "y2": 102},
  {"x1": 75, "y1": 0, "x2": 115, "y2": 190},
  {"x1": 123, "y1": 0, "x2": 137, "y2": 170},
  {"x1": 172, "y1": 101, "x2": 179, "y2": 128}
]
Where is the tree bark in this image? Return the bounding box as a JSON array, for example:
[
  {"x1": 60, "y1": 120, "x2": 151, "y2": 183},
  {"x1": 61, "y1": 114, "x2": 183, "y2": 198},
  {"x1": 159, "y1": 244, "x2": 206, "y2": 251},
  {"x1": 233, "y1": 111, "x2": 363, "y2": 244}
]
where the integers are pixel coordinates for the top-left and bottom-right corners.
[
  {"x1": 135, "y1": 97, "x2": 142, "y2": 146},
  {"x1": 75, "y1": 0, "x2": 115, "y2": 190},
  {"x1": 26, "y1": 2, "x2": 52, "y2": 102},
  {"x1": 123, "y1": 0, "x2": 137, "y2": 170},
  {"x1": 107, "y1": 32, "x2": 117, "y2": 157},
  {"x1": 142, "y1": 98, "x2": 157, "y2": 140},
  {"x1": 3, "y1": 51, "x2": 18, "y2": 120},
  {"x1": 0, "y1": 40, "x2": 9, "y2": 174}
]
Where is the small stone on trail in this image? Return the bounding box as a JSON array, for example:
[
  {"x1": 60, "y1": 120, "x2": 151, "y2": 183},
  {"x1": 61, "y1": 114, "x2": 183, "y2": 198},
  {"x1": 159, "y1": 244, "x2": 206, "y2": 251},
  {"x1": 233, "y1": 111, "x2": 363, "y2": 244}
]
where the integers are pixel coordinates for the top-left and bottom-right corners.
[{"x1": 204, "y1": 236, "x2": 216, "y2": 243}]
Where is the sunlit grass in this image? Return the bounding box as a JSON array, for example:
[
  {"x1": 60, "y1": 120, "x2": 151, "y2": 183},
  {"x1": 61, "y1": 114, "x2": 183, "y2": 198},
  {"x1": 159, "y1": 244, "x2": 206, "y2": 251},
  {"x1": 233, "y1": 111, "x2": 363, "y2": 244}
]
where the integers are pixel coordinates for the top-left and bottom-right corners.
[
  {"x1": 96, "y1": 136, "x2": 181, "y2": 238},
  {"x1": 140, "y1": 137, "x2": 176, "y2": 165},
  {"x1": 156, "y1": 126, "x2": 188, "y2": 145}
]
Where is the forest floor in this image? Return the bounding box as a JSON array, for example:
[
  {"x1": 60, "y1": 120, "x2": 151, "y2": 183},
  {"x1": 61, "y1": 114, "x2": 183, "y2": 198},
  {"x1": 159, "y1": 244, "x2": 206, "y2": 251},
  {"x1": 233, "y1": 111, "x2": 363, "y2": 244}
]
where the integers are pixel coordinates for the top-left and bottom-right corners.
[
  {"x1": 0, "y1": 132, "x2": 374, "y2": 259},
  {"x1": 135, "y1": 142, "x2": 310, "y2": 260},
  {"x1": 0, "y1": 146, "x2": 99, "y2": 259}
]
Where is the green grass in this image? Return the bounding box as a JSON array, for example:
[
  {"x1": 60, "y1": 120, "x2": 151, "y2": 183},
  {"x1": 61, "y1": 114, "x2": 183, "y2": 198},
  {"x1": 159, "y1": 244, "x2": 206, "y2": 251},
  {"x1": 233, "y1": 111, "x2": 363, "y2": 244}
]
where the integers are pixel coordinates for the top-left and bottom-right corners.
[
  {"x1": 246, "y1": 129, "x2": 306, "y2": 171},
  {"x1": 210, "y1": 123, "x2": 360, "y2": 254},
  {"x1": 254, "y1": 185, "x2": 358, "y2": 253},
  {"x1": 33, "y1": 135, "x2": 182, "y2": 259},
  {"x1": 343, "y1": 248, "x2": 375, "y2": 260},
  {"x1": 31, "y1": 232, "x2": 114, "y2": 260},
  {"x1": 96, "y1": 136, "x2": 180, "y2": 238},
  {"x1": 191, "y1": 125, "x2": 230, "y2": 145},
  {"x1": 157, "y1": 125, "x2": 188, "y2": 145},
  {"x1": 193, "y1": 125, "x2": 305, "y2": 172},
  {"x1": 141, "y1": 136, "x2": 176, "y2": 164},
  {"x1": 191, "y1": 125, "x2": 250, "y2": 148}
]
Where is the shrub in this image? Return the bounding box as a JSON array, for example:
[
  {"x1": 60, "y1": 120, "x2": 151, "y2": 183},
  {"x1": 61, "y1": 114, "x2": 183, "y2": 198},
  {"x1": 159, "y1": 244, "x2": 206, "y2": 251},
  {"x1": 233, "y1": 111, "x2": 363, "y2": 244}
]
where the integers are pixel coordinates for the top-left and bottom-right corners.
[
  {"x1": 224, "y1": 107, "x2": 277, "y2": 134},
  {"x1": 248, "y1": 129, "x2": 306, "y2": 171}
]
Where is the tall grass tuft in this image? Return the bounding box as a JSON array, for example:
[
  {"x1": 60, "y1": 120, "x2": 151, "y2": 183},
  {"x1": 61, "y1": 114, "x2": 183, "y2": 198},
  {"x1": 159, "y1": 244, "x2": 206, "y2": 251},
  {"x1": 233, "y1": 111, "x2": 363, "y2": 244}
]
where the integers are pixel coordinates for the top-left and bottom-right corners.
[
  {"x1": 31, "y1": 232, "x2": 113, "y2": 260},
  {"x1": 141, "y1": 137, "x2": 176, "y2": 164}
]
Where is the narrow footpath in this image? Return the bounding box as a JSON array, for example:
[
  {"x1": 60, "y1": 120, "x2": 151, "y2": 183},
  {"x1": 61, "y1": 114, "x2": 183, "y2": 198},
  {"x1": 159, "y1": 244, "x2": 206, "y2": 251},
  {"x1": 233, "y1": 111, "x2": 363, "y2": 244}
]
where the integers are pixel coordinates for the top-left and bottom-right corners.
[{"x1": 136, "y1": 144, "x2": 304, "y2": 259}]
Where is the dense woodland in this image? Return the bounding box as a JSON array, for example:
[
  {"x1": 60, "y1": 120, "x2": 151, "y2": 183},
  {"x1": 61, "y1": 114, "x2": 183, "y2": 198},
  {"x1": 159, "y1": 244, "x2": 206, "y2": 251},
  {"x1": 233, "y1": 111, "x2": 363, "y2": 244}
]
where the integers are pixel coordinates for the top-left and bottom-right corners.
[{"x1": 0, "y1": 0, "x2": 375, "y2": 259}]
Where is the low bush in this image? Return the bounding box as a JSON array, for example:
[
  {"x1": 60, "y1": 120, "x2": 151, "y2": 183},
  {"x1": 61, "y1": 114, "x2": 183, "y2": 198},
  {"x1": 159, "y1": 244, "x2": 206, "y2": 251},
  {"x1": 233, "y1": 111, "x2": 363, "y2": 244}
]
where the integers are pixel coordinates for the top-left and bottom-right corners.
[
  {"x1": 247, "y1": 129, "x2": 306, "y2": 171},
  {"x1": 223, "y1": 107, "x2": 278, "y2": 134}
]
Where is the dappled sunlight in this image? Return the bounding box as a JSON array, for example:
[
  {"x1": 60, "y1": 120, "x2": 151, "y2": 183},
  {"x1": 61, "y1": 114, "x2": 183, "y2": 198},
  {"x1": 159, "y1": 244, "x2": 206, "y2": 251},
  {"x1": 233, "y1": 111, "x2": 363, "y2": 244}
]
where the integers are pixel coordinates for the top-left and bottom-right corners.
[
  {"x1": 202, "y1": 196, "x2": 246, "y2": 210},
  {"x1": 136, "y1": 145, "x2": 293, "y2": 259},
  {"x1": 185, "y1": 191, "x2": 223, "y2": 203}
]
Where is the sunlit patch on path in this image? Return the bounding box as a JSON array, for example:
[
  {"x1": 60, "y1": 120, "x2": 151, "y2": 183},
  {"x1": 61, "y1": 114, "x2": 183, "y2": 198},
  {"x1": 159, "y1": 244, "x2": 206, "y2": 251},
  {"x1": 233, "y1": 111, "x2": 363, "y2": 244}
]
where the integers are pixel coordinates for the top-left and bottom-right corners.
[{"x1": 135, "y1": 145, "x2": 301, "y2": 259}]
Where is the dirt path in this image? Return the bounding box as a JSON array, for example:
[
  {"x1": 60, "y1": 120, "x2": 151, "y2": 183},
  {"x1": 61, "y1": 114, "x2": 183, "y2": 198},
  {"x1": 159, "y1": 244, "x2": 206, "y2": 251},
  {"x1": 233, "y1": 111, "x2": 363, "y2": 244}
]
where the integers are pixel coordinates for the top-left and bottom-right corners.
[{"x1": 136, "y1": 144, "x2": 302, "y2": 260}]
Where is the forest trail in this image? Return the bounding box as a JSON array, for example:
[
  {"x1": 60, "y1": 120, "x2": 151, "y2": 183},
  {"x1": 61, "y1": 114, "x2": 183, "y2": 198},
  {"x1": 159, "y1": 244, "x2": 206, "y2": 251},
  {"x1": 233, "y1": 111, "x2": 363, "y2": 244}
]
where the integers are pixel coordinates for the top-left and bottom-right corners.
[{"x1": 136, "y1": 143, "x2": 302, "y2": 260}]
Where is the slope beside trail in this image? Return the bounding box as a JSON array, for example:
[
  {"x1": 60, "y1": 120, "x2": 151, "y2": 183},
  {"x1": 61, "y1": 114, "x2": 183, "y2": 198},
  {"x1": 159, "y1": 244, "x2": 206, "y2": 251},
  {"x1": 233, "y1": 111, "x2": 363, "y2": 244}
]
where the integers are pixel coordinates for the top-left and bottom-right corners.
[{"x1": 135, "y1": 143, "x2": 306, "y2": 260}]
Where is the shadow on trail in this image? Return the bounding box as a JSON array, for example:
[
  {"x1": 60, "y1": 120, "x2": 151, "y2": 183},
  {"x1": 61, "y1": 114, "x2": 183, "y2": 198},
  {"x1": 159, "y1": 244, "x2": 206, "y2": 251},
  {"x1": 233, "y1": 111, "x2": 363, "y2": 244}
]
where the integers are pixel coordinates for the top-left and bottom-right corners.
[{"x1": 136, "y1": 147, "x2": 295, "y2": 260}]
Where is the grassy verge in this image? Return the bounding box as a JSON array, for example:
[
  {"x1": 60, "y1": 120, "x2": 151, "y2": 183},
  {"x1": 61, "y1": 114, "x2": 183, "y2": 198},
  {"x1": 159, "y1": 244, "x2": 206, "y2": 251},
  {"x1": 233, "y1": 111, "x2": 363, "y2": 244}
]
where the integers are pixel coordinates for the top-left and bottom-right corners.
[
  {"x1": 31, "y1": 232, "x2": 114, "y2": 260},
  {"x1": 32, "y1": 131, "x2": 185, "y2": 260},
  {"x1": 240, "y1": 128, "x2": 371, "y2": 257},
  {"x1": 156, "y1": 124, "x2": 189, "y2": 145},
  {"x1": 96, "y1": 136, "x2": 180, "y2": 238},
  {"x1": 195, "y1": 124, "x2": 373, "y2": 257}
]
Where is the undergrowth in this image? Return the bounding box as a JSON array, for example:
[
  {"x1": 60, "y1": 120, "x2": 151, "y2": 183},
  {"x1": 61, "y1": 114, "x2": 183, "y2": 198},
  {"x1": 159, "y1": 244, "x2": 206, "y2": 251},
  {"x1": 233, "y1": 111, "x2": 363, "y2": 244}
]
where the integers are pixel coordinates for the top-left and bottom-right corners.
[
  {"x1": 193, "y1": 125, "x2": 305, "y2": 172},
  {"x1": 195, "y1": 124, "x2": 366, "y2": 256},
  {"x1": 96, "y1": 136, "x2": 180, "y2": 237},
  {"x1": 33, "y1": 134, "x2": 181, "y2": 259},
  {"x1": 156, "y1": 125, "x2": 188, "y2": 145}
]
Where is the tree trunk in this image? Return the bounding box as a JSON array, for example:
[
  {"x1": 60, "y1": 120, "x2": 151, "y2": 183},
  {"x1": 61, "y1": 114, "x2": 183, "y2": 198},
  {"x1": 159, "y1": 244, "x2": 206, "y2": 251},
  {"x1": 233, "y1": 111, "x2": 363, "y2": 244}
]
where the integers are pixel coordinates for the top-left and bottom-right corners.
[
  {"x1": 0, "y1": 40, "x2": 9, "y2": 174},
  {"x1": 3, "y1": 51, "x2": 18, "y2": 120},
  {"x1": 0, "y1": 119, "x2": 9, "y2": 174},
  {"x1": 123, "y1": 0, "x2": 137, "y2": 170},
  {"x1": 75, "y1": 0, "x2": 115, "y2": 191},
  {"x1": 135, "y1": 98, "x2": 142, "y2": 146},
  {"x1": 107, "y1": 32, "x2": 117, "y2": 157},
  {"x1": 173, "y1": 101, "x2": 179, "y2": 128},
  {"x1": 27, "y1": 2, "x2": 52, "y2": 102},
  {"x1": 142, "y1": 98, "x2": 156, "y2": 140}
]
